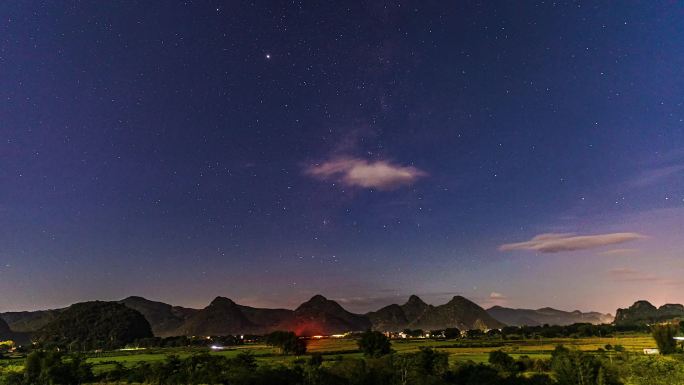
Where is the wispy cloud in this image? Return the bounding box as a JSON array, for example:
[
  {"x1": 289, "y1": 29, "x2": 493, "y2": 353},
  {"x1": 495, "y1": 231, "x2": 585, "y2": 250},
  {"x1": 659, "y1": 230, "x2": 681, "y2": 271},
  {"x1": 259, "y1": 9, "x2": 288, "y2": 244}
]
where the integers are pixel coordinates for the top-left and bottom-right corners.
[
  {"x1": 608, "y1": 267, "x2": 639, "y2": 275},
  {"x1": 608, "y1": 267, "x2": 662, "y2": 282},
  {"x1": 499, "y1": 232, "x2": 646, "y2": 253},
  {"x1": 628, "y1": 164, "x2": 684, "y2": 188},
  {"x1": 305, "y1": 157, "x2": 426, "y2": 190},
  {"x1": 598, "y1": 248, "x2": 638, "y2": 256}
]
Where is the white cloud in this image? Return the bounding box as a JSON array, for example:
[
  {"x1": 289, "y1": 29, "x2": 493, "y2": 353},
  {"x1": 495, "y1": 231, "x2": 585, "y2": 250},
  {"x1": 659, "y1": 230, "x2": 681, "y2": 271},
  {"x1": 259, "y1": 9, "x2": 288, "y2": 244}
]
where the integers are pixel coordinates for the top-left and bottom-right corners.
[
  {"x1": 499, "y1": 232, "x2": 646, "y2": 253},
  {"x1": 305, "y1": 157, "x2": 426, "y2": 190}
]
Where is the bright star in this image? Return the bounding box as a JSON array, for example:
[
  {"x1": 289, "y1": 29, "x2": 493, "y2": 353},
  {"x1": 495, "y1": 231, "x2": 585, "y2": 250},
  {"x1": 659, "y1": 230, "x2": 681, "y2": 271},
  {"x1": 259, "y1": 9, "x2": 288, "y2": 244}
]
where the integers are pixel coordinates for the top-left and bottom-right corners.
[{"x1": 265, "y1": 53, "x2": 271, "y2": 59}]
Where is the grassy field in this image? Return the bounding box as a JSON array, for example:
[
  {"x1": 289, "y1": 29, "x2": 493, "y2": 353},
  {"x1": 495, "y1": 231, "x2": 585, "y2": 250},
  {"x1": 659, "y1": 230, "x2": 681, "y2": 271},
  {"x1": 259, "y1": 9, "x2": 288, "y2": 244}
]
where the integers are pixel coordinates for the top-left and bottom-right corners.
[{"x1": 0, "y1": 334, "x2": 658, "y2": 375}]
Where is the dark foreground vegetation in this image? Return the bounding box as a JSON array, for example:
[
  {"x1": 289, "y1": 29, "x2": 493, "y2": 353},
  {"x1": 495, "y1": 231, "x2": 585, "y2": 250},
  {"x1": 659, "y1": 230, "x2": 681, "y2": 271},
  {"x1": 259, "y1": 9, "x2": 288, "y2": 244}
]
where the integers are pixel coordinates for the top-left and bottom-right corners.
[
  {"x1": 4, "y1": 334, "x2": 684, "y2": 384},
  {"x1": 1, "y1": 345, "x2": 627, "y2": 385},
  {"x1": 2, "y1": 324, "x2": 683, "y2": 384}
]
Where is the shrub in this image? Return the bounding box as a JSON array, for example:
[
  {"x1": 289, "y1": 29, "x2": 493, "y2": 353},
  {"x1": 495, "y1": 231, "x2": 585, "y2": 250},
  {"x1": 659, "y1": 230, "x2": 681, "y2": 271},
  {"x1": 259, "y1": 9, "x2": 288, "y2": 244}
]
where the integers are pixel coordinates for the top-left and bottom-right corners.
[{"x1": 357, "y1": 331, "x2": 392, "y2": 357}]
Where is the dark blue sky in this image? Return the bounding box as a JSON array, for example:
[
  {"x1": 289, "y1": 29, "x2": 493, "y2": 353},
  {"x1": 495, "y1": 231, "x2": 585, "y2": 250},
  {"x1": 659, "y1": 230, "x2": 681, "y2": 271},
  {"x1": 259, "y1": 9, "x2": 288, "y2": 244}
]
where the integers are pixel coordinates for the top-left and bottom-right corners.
[{"x1": 1, "y1": 1, "x2": 683, "y2": 314}]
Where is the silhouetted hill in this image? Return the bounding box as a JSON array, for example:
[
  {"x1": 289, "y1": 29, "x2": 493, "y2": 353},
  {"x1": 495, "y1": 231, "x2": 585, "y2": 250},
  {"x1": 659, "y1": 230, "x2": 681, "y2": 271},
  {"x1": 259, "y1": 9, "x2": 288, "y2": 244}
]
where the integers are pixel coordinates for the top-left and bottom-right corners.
[
  {"x1": 119, "y1": 296, "x2": 197, "y2": 337},
  {"x1": 4, "y1": 294, "x2": 614, "y2": 337},
  {"x1": 122, "y1": 296, "x2": 295, "y2": 336},
  {"x1": 34, "y1": 301, "x2": 152, "y2": 350},
  {"x1": 367, "y1": 304, "x2": 410, "y2": 331},
  {"x1": 0, "y1": 309, "x2": 61, "y2": 333},
  {"x1": 614, "y1": 300, "x2": 684, "y2": 325},
  {"x1": 0, "y1": 318, "x2": 30, "y2": 344},
  {"x1": 487, "y1": 306, "x2": 613, "y2": 326},
  {"x1": 411, "y1": 296, "x2": 505, "y2": 331},
  {"x1": 172, "y1": 297, "x2": 259, "y2": 336},
  {"x1": 368, "y1": 295, "x2": 504, "y2": 331},
  {"x1": 402, "y1": 295, "x2": 430, "y2": 321},
  {"x1": 277, "y1": 295, "x2": 371, "y2": 336},
  {"x1": 238, "y1": 304, "x2": 293, "y2": 330},
  {"x1": 0, "y1": 318, "x2": 10, "y2": 337}
]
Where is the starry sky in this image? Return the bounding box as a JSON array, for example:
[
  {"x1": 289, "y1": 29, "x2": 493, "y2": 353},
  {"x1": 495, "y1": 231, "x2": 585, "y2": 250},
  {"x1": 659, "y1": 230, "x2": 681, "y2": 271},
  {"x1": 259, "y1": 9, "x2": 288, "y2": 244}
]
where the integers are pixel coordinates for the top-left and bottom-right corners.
[{"x1": 1, "y1": 1, "x2": 683, "y2": 315}]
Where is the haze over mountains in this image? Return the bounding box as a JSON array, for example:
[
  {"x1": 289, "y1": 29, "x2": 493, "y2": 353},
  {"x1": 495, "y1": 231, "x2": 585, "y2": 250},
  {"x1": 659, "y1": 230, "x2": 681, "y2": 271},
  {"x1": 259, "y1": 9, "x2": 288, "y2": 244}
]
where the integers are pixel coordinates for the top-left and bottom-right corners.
[
  {"x1": 487, "y1": 306, "x2": 614, "y2": 327},
  {"x1": 0, "y1": 296, "x2": 673, "y2": 339}
]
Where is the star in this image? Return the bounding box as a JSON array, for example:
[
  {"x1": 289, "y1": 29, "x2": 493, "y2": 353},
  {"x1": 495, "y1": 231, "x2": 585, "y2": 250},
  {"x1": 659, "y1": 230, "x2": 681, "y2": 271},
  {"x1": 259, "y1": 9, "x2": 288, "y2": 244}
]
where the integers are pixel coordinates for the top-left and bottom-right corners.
[{"x1": 265, "y1": 53, "x2": 271, "y2": 60}]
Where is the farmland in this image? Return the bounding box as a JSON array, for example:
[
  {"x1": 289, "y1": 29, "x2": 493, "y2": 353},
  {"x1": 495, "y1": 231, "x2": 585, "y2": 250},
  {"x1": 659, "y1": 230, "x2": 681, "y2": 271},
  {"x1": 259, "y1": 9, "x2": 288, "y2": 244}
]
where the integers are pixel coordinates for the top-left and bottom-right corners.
[{"x1": 0, "y1": 333, "x2": 658, "y2": 375}]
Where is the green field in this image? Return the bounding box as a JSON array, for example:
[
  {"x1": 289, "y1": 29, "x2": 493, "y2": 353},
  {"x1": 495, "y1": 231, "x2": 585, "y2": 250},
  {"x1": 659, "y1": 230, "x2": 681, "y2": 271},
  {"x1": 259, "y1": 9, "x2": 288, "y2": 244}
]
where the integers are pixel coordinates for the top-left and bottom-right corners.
[{"x1": 1, "y1": 334, "x2": 657, "y2": 375}]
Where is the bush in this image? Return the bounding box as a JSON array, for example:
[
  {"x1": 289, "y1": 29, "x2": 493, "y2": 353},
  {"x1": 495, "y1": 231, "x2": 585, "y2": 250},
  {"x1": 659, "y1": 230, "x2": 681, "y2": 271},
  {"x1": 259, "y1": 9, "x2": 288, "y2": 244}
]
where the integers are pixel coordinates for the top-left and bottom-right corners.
[
  {"x1": 651, "y1": 323, "x2": 679, "y2": 354},
  {"x1": 551, "y1": 345, "x2": 621, "y2": 385},
  {"x1": 357, "y1": 331, "x2": 392, "y2": 357},
  {"x1": 265, "y1": 331, "x2": 307, "y2": 355},
  {"x1": 488, "y1": 350, "x2": 520, "y2": 375},
  {"x1": 20, "y1": 350, "x2": 93, "y2": 385}
]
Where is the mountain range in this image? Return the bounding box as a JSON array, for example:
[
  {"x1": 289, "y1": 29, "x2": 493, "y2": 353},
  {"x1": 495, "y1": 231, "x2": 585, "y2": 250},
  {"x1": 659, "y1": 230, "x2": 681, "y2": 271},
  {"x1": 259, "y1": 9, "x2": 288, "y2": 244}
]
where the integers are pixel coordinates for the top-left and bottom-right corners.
[
  {"x1": 614, "y1": 300, "x2": 684, "y2": 325},
  {"x1": 367, "y1": 295, "x2": 504, "y2": 331},
  {"x1": 3, "y1": 294, "x2": 499, "y2": 337},
  {"x1": 2, "y1": 296, "x2": 671, "y2": 339},
  {"x1": 486, "y1": 306, "x2": 613, "y2": 327}
]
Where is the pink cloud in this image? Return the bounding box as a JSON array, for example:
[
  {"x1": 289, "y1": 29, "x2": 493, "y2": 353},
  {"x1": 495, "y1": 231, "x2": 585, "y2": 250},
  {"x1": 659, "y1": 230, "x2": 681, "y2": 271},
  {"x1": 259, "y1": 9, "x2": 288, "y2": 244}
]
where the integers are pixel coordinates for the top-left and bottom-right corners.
[
  {"x1": 598, "y1": 248, "x2": 639, "y2": 256},
  {"x1": 305, "y1": 157, "x2": 426, "y2": 190},
  {"x1": 499, "y1": 232, "x2": 646, "y2": 253}
]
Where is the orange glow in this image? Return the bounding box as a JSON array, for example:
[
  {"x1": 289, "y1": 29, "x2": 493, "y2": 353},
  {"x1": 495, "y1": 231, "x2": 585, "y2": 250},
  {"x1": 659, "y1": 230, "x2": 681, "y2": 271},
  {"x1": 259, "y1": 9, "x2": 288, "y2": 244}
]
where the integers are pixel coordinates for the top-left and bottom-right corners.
[{"x1": 292, "y1": 320, "x2": 326, "y2": 336}]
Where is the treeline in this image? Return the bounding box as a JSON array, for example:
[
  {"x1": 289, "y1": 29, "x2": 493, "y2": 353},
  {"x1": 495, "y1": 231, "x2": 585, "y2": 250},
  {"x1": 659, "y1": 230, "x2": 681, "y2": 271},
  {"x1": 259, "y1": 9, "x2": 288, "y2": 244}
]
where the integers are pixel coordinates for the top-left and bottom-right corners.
[
  {"x1": 27, "y1": 320, "x2": 652, "y2": 352},
  {"x1": 0, "y1": 347, "x2": 592, "y2": 385},
  {"x1": 413, "y1": 322, "x2": 649, "y2": 341},
  {"x1": 135, "y1": 335, "x2": 246, "y2": 348},
  {"x1": 3, "y1": 342, "x2": 684, "y2": 384},
  {"x1": 499, "y1": 323, "x2": 649, "y2": 339},
  {"x1": 104, "y1": 323, "x2": 651, "y2": 352}
]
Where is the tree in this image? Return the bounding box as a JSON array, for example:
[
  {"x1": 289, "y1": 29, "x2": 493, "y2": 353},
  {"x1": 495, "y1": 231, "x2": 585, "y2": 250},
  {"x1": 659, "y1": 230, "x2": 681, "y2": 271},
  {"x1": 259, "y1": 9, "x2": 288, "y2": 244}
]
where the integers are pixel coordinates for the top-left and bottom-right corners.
[
  {"x1": 550, "y1": 345, "x2": 621, "y2": 385},
  {"x1": 357, "y1": 331, "x2": 391, "y2": 357},
  {"x1": 308, "y1": 353, "x2": 323, "y2": 367},
  {"x1": 233, "y1": 350, "x2": 257, "y2": 370},
  {"x1": 22, "y1": 350, "x2": 93, "y2": 385},
  {"x1": 444, "y1": 328, "x2": 461, "y2": 339},
  {"x1": 412, "y1": 347, "x2": 448, "y2": 377},
  {"x1": 488, "y1": 350, "x2": 520, "y2": 375},
  {"x1": 465, "y1": 329, "x2": 484, "y2": 338},
  {"x1": 651, "y1": 323, "x2": 679, "y2": 354},
  {"x1": 402, "y1": 329, "x2": 424, "y2": 338},
  {"x1": 265, "y1": 331, "x2": 307, "y2": 355}
]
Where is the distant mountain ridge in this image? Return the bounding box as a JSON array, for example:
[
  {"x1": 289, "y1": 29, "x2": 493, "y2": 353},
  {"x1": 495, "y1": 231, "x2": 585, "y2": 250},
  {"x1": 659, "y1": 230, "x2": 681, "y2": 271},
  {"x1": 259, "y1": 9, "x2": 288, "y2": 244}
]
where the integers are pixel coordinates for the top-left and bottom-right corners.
[
  {"x1": 2, "y1": 294, "x2": 504, "y2": 337},
  {"x1": 5, "y1": 295, "x2": 660, "y2": 338},
  {"x1": 121, "y1": 294, "x2": 371, "y2": 337},
  {"x1": 614, "y1": 300, "x2": 684, "y2": 325},
  {"x1": 0, "y1": 317, "x2": 30, "y2": 345},
  {"x1": 279, "y1": 294, "x2": 372, "y2": 335},
  {"x1": 367, "y1": 295, "x2": 504, "y2": 331},
  {"x1": 119, "y1": 296, "x2": 198, "y2": 337},
  {"x1": 0, "y1": 309, "x2": 61, "y2": 333},
  {"x1": 487, "y1": 306, "x2": 613, "y2": 326}
]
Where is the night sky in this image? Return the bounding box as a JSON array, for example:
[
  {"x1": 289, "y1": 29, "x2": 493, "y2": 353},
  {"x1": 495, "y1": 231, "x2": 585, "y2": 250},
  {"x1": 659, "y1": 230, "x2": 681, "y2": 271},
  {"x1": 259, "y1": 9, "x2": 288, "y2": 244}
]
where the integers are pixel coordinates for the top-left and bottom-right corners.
[{"x1": 1, "y1": 1, "x2": 683, "y2": 315}]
